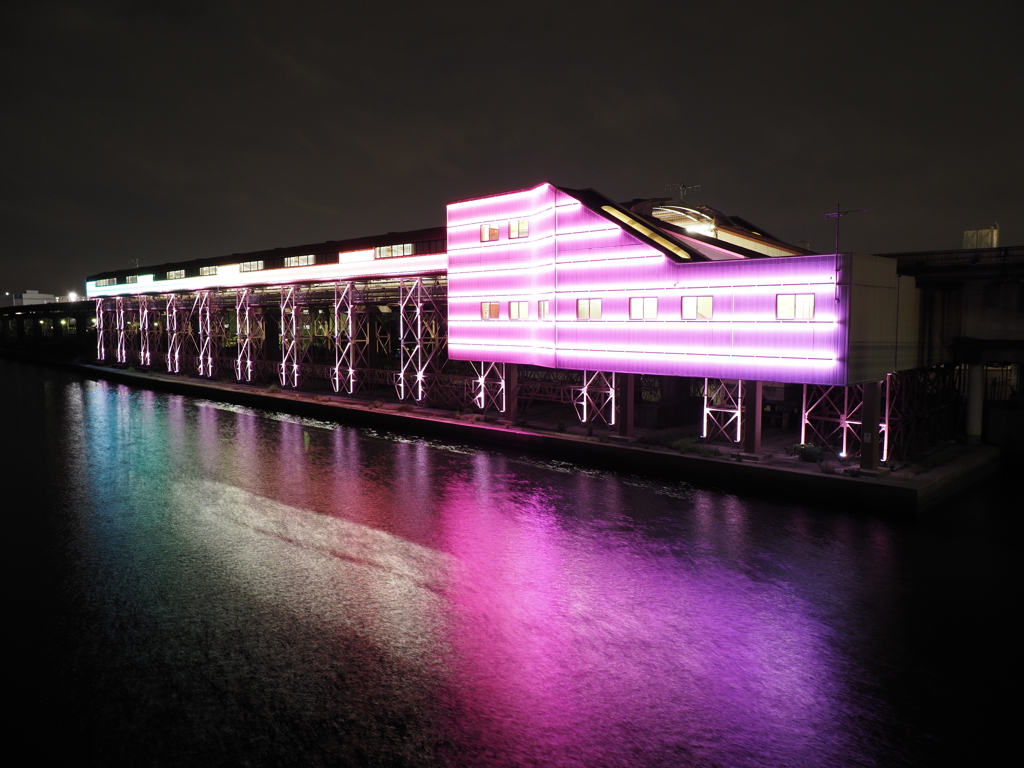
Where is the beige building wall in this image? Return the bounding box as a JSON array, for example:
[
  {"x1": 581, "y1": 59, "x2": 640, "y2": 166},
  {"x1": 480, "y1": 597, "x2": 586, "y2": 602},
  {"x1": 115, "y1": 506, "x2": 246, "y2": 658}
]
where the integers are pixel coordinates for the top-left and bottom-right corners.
[{"x1": 844, "y1": 253, "x2": 921, "y2": 384}]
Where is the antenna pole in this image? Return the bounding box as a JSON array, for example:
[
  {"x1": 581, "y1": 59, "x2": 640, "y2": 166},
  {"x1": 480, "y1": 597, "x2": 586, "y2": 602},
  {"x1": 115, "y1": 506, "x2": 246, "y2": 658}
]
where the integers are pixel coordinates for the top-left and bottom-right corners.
[
  {"x1": 665, "y1": 182, "x2": 701, "y2": 203},
  {"x1": 823, "y1": 205, "x2": 866, "y2": 255}
]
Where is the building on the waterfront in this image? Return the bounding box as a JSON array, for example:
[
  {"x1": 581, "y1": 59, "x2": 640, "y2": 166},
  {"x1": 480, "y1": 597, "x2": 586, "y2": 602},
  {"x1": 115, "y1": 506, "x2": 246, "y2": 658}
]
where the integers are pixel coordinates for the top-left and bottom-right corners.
[{"x1": 3, "y1": 182, "x2": 1021, "y2": 466}]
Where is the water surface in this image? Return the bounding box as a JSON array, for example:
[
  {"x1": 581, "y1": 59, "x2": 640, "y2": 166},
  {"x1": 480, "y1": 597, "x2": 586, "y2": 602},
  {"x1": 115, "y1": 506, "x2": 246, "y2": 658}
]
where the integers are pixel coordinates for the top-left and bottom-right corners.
[{"x1": 4, "y1": 359, "x2": 1014, "y2": 766}]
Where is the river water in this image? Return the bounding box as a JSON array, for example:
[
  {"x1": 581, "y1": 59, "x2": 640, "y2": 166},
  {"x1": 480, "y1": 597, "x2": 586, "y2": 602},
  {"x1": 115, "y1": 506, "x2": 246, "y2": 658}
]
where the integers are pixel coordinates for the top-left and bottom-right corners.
[{"x1": 4, "y1": 358, "x2": 1014, "y2": 767}]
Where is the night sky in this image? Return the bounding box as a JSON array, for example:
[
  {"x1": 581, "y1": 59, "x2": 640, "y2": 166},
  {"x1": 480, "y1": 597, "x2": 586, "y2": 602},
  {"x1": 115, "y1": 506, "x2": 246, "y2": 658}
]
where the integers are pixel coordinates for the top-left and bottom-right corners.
[{"x1": 2, "y1": 0, "x2": 1021, "y2": 296}]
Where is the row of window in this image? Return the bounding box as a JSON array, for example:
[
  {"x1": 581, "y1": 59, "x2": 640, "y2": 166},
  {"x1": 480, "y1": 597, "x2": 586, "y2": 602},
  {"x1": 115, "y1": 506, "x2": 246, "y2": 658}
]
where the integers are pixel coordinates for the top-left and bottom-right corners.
[
  {"x1": 235, "y1": 253, "x2": 335, "y2": 274},
  {"x1": 95, "y1": 275, "x2": 140, "y2": 287},
  {"x1": 373, "y1": 239, "x2": 446, "y2": 259},
  {"x1": 478, "y1": 294, "x2": 816, "y2": 321},
  {"x1": 480, "y1": 219, "x2": 530, "y2": 242}
]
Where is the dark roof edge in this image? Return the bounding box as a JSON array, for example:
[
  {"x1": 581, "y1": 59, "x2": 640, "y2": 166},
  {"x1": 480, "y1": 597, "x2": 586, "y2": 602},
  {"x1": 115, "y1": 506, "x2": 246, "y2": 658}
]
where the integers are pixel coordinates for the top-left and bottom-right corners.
[
  {"x1": 556, "y1": 186, "x2": 707, "y2": 262},
  {"x1": 86, "y1": 226, "x2": 446, "y2": 282}
]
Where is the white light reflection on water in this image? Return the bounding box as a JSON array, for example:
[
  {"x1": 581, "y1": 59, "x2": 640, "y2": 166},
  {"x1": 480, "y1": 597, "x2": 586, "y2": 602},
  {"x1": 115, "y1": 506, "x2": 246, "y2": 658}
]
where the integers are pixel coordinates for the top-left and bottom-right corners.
[{"x1": 172, "y1": 479, "x2": 453, "y2": 669}]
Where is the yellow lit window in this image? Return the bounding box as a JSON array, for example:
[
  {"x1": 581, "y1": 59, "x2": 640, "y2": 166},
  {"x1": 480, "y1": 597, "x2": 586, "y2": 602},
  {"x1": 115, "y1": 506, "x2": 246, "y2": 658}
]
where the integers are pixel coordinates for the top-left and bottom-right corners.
[
  {"x1": 630, "y1": 297, "x2": 658, "y2": 319},
  {"x1": 509, "y1": 219, "x2": 530, "y2": 239},
  {"x1": 682, "y1": 296, "x2": 713, "y2": 319},
  {"x1": 576, "y1": 298, "x2": 602, "y2": 320}
]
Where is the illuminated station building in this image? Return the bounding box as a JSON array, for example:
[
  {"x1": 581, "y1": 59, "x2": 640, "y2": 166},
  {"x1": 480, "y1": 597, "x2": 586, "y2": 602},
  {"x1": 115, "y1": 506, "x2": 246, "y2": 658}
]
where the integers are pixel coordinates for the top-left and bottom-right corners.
[{"x1": 80, "y1": 181, "x2": 980, "y2": 467}]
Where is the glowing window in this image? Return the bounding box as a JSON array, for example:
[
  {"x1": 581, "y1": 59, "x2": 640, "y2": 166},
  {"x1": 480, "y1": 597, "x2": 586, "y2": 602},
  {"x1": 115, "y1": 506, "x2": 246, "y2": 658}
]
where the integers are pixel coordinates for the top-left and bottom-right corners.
[
  {"x1": 166, "y1": 270, "x2": 185, "y2": 280},
  {"x1": 795, "y1": 294, "x2": 815, "y2": 319},
  {"x1": 96, "y1": 278, "x2": 117, "y2": 287},
  {"x1": 576, "y1": 298, "x2": 602, "y2": 320},
  {"x1": 777, "y1": 294, "x2": 814, "y2": 319},
  {"x1": 509, "y1": 301, "x2": 529, "y2": 320},
  {"x1": 284, "y1": 254, "x2": 315, "y2": 268},
  {"x1": 538, "y1": 300, "x2": 550, "y2": 320},
  {"x1": 480, "y1": 302, "x2": 500, "y2": 319},
  {"x1": 126, "y1": 275, "x2": 138, "y2": 284},
  {"x1": 240, "y1": 260, "x2": 264, "y2": 272},
  {"x1": 199, "y1": 266, "x2": 217, "y2": 276},
  {"x1": 480, "y1": 224, "x2": 499, "y2": 242},
  {"x1": 374, "y1": 243, "x2": 414, "y2": 259},
  {"x1": 682, "y1": 296, "x2": 713, "y2": 320},
  {"x1": 629, "y1": 297, "x2": 658, "y2": 319},
  {"x1": 509, "y1": 219, "x2": 530, "y2": 239}
]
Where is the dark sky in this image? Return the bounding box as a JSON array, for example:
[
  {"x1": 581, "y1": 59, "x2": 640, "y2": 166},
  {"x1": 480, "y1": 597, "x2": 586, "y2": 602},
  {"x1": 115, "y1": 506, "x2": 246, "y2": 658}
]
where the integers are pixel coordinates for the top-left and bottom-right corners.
[{"x1": 2, "y1": 0, "x2": 1021, "y2": 295}]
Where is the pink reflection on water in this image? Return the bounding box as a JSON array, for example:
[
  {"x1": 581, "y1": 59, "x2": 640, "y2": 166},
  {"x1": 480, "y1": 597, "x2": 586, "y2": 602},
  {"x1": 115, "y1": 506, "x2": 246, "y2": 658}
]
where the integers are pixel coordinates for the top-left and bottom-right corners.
[{"x1": 428, "y1": 453, "x2": 847, "y2": 765}]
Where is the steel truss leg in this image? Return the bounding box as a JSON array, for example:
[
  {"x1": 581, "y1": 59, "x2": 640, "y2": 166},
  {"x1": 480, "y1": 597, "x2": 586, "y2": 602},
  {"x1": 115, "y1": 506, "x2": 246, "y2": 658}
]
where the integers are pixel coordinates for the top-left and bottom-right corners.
[
  {"x1": 801, "y1": 382, "x2": 888, "y2": 460},
  {"x1": 279, "y1": 285, "x2": 297, "y2": 387},
  {"x1": 165, "y1": 293, "x2": 198, "y2": 374},
  {"x1": 398, "y1": 277, "x2": 446, "y2": 402},
  {"x1": 473, "y1": 361, "x2": 506, "y2": 412},
  {"x1": 95, "y1": 298, "x2": 115, "y2": 362},
  {"x1": 115, "y1": 296, "x2": 126, "y2": 363},
  {"x1": 165, "y1": 294, "x2": 182, "y2": 373},
  {"x1": 279, "y1": 285, "x2": 309, "y2": 387},
  {"x1": 235, "y1": 288, "x2": 250, "y2": 381},
  {"x1": 575, "y1": 370, "x2": 617, "y2": 425},
  {"x1": 139, "y1": 295, "x2": 160, "y2": 367},
  {"x1": 197, "y1": 290, "x2": 213, "y2": 377},
  {"x1": 332, "y1": 281, "x2": 357, "y2": 394},
  {"x1": 234, "y1": 288, "x2": 267, "y2": 382},
  {"x1": 703, "y1": 378, "x2": 742, "y2": 442}
]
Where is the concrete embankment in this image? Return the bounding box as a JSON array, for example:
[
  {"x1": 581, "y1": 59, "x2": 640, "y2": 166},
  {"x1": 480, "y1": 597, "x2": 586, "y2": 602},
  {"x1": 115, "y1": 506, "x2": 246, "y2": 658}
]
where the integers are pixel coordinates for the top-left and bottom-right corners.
[{"x1": 1, "y1": 350, "x2": 1002, "y2": 514}]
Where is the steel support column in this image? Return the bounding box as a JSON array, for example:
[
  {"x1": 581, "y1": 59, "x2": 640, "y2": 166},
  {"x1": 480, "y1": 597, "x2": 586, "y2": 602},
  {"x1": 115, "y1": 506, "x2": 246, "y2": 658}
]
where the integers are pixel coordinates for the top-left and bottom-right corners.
[
  {"x1": 473, "y1": 361, "x2": 505, "y2": 412},
  {"x1": 742, "y1": 380, "x2": 763, "y2": 454},
  {"x1": 196, "y1": 290, "x2": 213, "y2": 377},
  {"x1": 165, "y1": 293, "x2": 197, "y2": 374},
  {"x1": 139, "y1": 295, "x2": 163, "y2": 367},
  {"x1": 115, "y1": 296, "x2": 128, "y2": 364},
  {"x1": 966, "y1": 363, "x2": 984, "y2": 445},
  {"x1": 703, "y1": 378, "x2": 742, "y2": 443},
  {"x1": 617, "y1": 373, "x2": 635, "y2": 437},
  {"x1": 860, "y1": 381, "x2": 882, "y2": 469},
  {"x1": 331, "y1": 281, "x2": 355, "y2": 394},
  {"x1": 802, "y1": 383, "x2": 889, "y2": 461},
  {"x1": 398, "y1": 277, "x2": 446, "y2": 402},
  {"x1": 234, "y1": 288, "x2": 266, "y2": 382},
  {"x1": 279, "y1": 285, "x2": 301, "y2": 387},
  {"x1": 95, "y1": 298, "x2": 115, "y2": 362},
  {"x1": 575, "y1": 370, "x2": 616, "y2": 425}
]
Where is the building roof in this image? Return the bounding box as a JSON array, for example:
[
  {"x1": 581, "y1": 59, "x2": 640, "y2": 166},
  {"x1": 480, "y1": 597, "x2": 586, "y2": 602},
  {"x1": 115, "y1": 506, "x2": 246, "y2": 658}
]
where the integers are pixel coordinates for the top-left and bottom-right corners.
[{"x1": 86, "y1": 226, "x2": 445, "y2": 283}]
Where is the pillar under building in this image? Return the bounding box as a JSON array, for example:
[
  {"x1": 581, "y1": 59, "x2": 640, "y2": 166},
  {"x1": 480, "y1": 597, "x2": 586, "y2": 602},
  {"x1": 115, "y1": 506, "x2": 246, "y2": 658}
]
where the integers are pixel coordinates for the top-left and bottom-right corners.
[
  {"x1": 742, "y1": 380, "x2": 763, "y2": 454},
  {"x1": 505, "y1": 363, "x2": 518, "y2": 424},
  {"x1": 618, "y1": 373, "x2": 635, "y2": 437},
  {"x1": 860, "y1": 380, "x2": 881, "y2": 470},
  {"x1": 966, "y1": 363, "x2": 985, "y2": 445}
]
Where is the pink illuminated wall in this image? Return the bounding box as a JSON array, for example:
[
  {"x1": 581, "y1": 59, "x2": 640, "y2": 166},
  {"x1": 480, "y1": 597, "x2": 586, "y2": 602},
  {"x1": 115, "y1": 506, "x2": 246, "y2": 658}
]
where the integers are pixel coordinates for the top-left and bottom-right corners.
[{"x1": 447, "y1": 182, "x2": 850, "y2": 386}]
